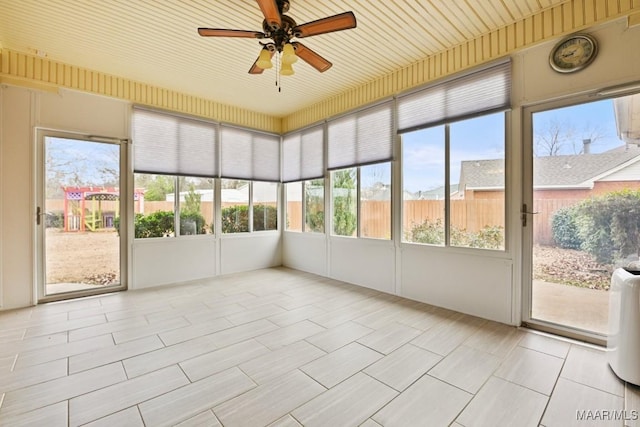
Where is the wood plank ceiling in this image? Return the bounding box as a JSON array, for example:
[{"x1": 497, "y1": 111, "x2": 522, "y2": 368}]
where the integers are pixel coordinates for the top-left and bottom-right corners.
[{"x1": 0, "y1": 0, "x2": 569, "y2": 117}]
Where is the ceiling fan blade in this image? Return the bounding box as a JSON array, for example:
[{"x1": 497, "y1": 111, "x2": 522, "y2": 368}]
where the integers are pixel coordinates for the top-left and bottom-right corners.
[
  {"x1": 198, "y1": 28, "x2": 265, "y2": 38},
  {"x1": 248, "y1": 49, "x2": 275, "y2": 74},
  {"x1": 292, "y1": 42, "x2": 332, "y2": 72},
  {"x1": 256, "y1": 0, "x2": 282, "y2": 30},
  {"x1": 293, "y1": 11, "x2": 356, "y2": 38}
]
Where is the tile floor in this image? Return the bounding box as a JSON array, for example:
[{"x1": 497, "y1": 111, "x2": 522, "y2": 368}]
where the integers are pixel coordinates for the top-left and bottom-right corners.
[{"x1": 0, "y1": 267, "x2": 638, "y2": 427}]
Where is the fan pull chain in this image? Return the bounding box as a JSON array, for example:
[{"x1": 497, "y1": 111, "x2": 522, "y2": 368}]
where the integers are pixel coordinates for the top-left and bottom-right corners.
[{"x1": 277, "y1": 52, "x2": 282, "y2": 92}]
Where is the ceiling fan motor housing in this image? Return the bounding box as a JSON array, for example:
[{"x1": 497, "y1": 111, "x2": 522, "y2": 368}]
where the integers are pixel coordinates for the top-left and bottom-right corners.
[{"x1": 263, "y1": 15, "x2": 297, "y2": 52}]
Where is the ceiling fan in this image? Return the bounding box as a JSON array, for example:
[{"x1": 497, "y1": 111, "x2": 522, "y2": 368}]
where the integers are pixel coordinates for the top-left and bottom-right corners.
[{"x1": 198, "y1": 0, "x2": 357, "y2": 75}]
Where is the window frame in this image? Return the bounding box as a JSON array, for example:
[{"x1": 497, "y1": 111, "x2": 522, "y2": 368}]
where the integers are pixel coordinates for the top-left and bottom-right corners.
[
  {"x1": 330, "y1": 162, "x2": 392, "y2": 241},
  {"x1": 400, "y1": 111, "x2": 509, "y2": 252}
]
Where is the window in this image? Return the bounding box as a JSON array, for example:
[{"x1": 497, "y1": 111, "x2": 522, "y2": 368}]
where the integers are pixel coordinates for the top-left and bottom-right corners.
[
  {"x1": 398, "y1": 61, "x2": 510, "y2": 250},
  {"x1": 331, "y1": 164, "x2": 391, "y2": 240},
  {"x1": 253, "y1": 181, "x2": 278, "y2": 231},
  {"x1": 305, "y1": 179, "x2": 324, "y2": 233},
  {"x1": 360, "y1": 163, "x2": 391, "y2": 239},
  {"x1": 285, "y1": 179, "x2": 325, "y2": 233},
  {"x1": 221, "y1": 179, "x2": 249, "y2": 233},
  {"x1": 332, "y1": 168, "x2": 358, "y2": 237},
  {"x1": 177, "y1": 177, "x2": 214, "y2": 236},
  {"x1": 133, "y1": 174, "x2": 214, "y2": 238},
  {"x1": 134, "y1": 173, "x2": 175, "y2": 238},
  {"x1": 402, "y1": 126, "x2": 445, "y2": 245},
  {"x1": 450, "y1": 113, "x2": 505, "y2": 249},
  {"x1": 221, "y1": 179, "x2": 279, "y2": 233},
  {"x1": 285, "y1": 181, "x2": 303, "y2": 232},
  {"x1": 401, "y1": 113, "x2": 505, "y2": 249}
]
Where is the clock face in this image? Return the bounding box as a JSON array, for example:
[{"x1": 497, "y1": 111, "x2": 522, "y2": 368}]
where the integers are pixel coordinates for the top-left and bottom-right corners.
[{"x1": 550, "y1": 34, "x2": 597, "y2": 73}]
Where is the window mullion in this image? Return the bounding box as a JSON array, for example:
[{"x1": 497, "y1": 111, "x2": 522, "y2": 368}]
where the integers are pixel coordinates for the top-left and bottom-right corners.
[
  {"x1": 174, "y1": 177, "x2": 180, "y2": 237},
  {"x1": 356, "y1": 167, "x2": 361, "y2": 238},
  {"x1": 444, "y1": 124, "x2": 451, "y2": 247},
  {"x1": 301, "y1": 181, "x2": 306, "y2": 232}
]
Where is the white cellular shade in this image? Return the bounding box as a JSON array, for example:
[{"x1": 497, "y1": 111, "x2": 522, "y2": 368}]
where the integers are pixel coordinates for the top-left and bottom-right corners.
[
  {"x1": 220, "y1": 125, "x2": 280, "y2": 182},
  {"x1": 132, "y1": 107, "x2": 218, "y2": 177},
  {"x1": 328, "y1": 100, "x2": 393, "y2": 170},
  {"x1": 397, "y1": 61, "x2": 511, "y2": 133},
  {"x1": 282, "y1": 124, "x2": 324, "y2": 182}
]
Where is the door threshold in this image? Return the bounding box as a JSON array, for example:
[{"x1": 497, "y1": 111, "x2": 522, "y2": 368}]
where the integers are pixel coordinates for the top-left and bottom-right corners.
[{"x1": 522, "y1": 320, "x2": 606, "y2": 347}]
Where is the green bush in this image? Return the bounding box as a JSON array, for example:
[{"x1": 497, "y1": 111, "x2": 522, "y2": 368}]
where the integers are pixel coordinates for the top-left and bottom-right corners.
[
  {"x1": 179, "y1": 211, "x2": 207, "y2": 235},
  {"x1": 551, "y1": 206, "x2": 582, "y2": 249},
  {"x1": 407, "y1": 218, "x2": 504, "y2": 249},
  {"x1": 134, "y1": 211, "x2": 175, "y2": 238},
  {"x1": 306, "y1": 210, "x2": 324, "y2": 233},
  {"x1": 574, "y1": 190, "x2": 640, "y2": 264},
  {"x1": 407, "y1": 218, "x2": 445, "y2": 245},
  {"x1": 253, "y1": 204, "x2": 278, "y2": 231},
  {"x1": 221, "y1": 205, "x2": 249, "y2": 233}
]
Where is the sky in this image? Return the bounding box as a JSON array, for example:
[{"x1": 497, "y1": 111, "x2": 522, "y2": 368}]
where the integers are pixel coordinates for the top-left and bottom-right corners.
[
  {"x1": 402, "y1": 98, "x2": 624, "y2": 193},
  {"x1": 45, "y1": 96, "x2": 627, "y2": 196},
  {"x1": 46, "y1": 137, "x2": 120, "y2": 192}
]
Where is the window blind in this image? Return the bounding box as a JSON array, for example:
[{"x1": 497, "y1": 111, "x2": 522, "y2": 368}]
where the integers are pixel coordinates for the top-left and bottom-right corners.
[
  {"x1": 282, "y1": 124, "x2": 324, "y2": 183},
  {"x1": 397, "y1": 61, "x2": 511, "y2": 133},
  {"x1": 327, "y1": 100, "x2": 393, "y2": 170},
  {"x1": 220, "y1": 125, "x2": 280, "y2": 182},
  {"x1": 132, "y1": 107, "x2": 218, "y2": 177}
]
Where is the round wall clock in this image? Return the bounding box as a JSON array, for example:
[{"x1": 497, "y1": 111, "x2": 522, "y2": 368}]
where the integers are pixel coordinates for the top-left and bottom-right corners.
[{"x1": 549, "y1": 34, "x2": 598, "y2": 73}]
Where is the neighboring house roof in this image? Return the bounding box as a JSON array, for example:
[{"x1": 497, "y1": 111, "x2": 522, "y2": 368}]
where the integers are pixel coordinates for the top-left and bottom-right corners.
[
  {"x1": 408, "y1": 184, "x2": 460, "y2": 200},
  {"x1": 459, "y1": 145, "x2": 640, "y2": 191}
]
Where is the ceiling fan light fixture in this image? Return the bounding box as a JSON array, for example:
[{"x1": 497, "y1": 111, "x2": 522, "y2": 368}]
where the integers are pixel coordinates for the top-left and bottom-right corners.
[
  {"x1": 256, "y1": 47, "x2": 273, "y2": 69},
  {"x1": 280, "y1": 62, "x2": 294, "y2": 76},
  {"x1": 281, "y1": 43, "x2": 298, "y2": 64}
]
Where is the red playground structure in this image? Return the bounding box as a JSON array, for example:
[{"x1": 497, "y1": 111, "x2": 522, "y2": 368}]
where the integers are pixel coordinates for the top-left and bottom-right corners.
[{"x1": 62, "y1": 187, "x2": 144, "y2": 231}]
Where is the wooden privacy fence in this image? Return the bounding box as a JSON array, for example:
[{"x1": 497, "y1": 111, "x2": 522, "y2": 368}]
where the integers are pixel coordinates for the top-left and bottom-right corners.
[
  {"x1": 287, "y1": 198, "x2": 580, "y2": 245},
  {"x1": 47, "y1": 197, "x2": 579, "y2": 245}
]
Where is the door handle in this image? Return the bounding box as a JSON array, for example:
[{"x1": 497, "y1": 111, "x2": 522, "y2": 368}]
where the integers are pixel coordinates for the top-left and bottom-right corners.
[
  {"x1": 36, "y1": 206, "x2": 44, "y2": 225},
  {"x1": 521, "y1": 203, "x2": 539, "y2": 227}
]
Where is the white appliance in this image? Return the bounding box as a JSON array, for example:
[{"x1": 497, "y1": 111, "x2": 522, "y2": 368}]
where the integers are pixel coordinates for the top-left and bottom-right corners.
[{"x1": 608, "y1": 268, "x2": 640, "y2": 386}]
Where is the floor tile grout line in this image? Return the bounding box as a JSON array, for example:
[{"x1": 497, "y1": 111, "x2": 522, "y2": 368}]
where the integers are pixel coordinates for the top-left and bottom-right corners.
[{"x1": 536, "y1": 343, "x2": 571, "y2": 426}]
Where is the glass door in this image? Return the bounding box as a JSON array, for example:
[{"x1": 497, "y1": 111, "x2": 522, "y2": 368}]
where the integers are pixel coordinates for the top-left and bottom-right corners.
[
  {"x1": 523, "y1": 92, "x2": 640, "y2": 342},
  {"x1": 37, "y1": 132, "x2": 126, "y2": 302}
]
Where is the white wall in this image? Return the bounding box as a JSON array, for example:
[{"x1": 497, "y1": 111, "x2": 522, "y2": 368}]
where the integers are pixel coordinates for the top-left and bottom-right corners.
[
  {"x1": 220, "y1": 233, "x2": 282, "y2": 275},
  {"x1": 132, "y1": 237, "x2": 217, "y2": 289},
  {"x1": 282, "y1": 232, "x2": 327, "y2": 276},
  {"x1": 0, "y1": 86, "x2": 35, "y2": 309}
]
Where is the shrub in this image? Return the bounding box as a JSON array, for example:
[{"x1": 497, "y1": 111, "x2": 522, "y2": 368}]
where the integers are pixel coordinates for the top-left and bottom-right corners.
[
  {"x1": 221, "y1": 205, "x2": 249, "y2": 233},
  {"x1": 45, "y1": 211, "x2": 64, "y2": 228},
  {"x1": 306, "y1": 210, "x2": 324, "y2": 233},
  {"x1": 253, "y1": 204, "x2": 277, "y2": 231},
  {"x1": 179, "y1": 211, "x2": 207, "y2": 235},
  {"x1": 134, "y1": 211, "x2": 175, "y2": 238},
  {"x1": 574, "y1": 189, "x2": 640, "y2": 264},
  {"x1": 407, "y1": 219, "x2": 504, "y2": 249},
  {"x1": 333, "y1": 196, "x2": 357, "y2": 236},
  {"x1": 551, "y1": 206, "x2": 582, "y2": 249},
  {"x1": 407, "y1": 218, "x2": 445, "y2": 245}
]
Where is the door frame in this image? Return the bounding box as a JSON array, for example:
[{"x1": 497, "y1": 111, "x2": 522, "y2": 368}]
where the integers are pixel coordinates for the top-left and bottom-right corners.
[
  {"x1": 35, "y1": 128, "x2": 129, "y2": 303},
  {"x1": 521, "y1": 95, "x2": 611, "y2": 346}
]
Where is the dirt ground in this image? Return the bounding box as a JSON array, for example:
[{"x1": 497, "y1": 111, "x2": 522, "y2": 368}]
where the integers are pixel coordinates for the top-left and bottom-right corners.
[
  {"x1": 46, "y1": 229, "x2": 120, "y2": 285},
  {"x1": 533, "y1": 244, "x2": 611, "y2": 290}
]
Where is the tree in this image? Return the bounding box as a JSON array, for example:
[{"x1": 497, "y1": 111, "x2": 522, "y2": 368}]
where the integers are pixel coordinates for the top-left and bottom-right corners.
[
  {"x1": 139, "y1": 175, "x2": 175, "y2": 201},
  {"x1": 332, "y1": 169, "x2": 357, "y2": 236},
  {"x1": 534, "y1": 118, "x2": 605, "y2": 156},
  {"x1": 534, "y1": 118, "x2": 575, "y2": 156}
]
